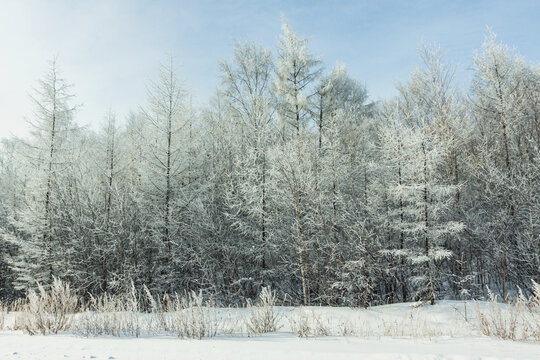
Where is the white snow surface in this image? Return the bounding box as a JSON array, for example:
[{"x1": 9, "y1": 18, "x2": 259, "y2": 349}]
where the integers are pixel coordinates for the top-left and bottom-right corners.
[
  {"x1": 0, "y1": 301, "x2": 538, "y2": 359},
  {"x1": 1, "y1": 334, "x2": 539, "y2": 360}
]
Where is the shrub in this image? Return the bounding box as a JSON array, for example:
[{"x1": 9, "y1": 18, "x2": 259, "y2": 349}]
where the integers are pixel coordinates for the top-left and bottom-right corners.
[
  {"x1": 170, "y1": 290, "x2": 219, "y2": 339},
  {"x1": 246, "y1": 287, "x2": 280, "y2": 334},
  {"x1": 0, "y1": 300, "x2": 6, "y2": 330},
  {"x1": 474, "y1": 282, "x2": 540, "y2": 340},
  {"x1": 288, "y1": 308, "x2": 330, "y2": 338},
  {"x1": 76, "y1": 282, "x2": 143, "y2": 337},
  {"x1": 19, "y1": 278, "x2": 78, "y2": 335}
]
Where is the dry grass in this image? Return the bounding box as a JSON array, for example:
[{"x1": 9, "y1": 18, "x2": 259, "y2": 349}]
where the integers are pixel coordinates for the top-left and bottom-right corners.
[
  {"x1": 245, "y1": 287, "x2": 281, "y2": 335},
  {"x1": 380, "y1": 314, "x2": 443, "y2": 339},
  {"x1": 288, "y1": 308, "x2": 333, "y2": 338},
  {"x1": 0, "y1": 299, "x2": 6, "y2": 330},
  {"x1": 474, "y1": 282, "x2": 540, "y2": 341},
  {"x1": 75, "y1": 284, "x2": 143, "y2": 337},
  {"x1": 16, "y1": 278, "x2": 78, "y2": 335},
  {"x1": 76, "y1": 286, "x2": 219, "y2": 339},
  {"x1": 4, "y1": 279, "x2": 539, "y2": 341}
]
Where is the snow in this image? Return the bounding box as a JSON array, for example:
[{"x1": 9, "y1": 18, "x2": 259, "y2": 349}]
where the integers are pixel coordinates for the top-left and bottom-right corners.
[
  {"x1": 1, "y1": 301, "x2": 538, "y2": 359},
  {"x1": 0, "y1": 334, "x2": 538, "y2": 360}
]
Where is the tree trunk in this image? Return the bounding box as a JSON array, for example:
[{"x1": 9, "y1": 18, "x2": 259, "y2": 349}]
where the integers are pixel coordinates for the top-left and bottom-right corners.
[{"x1": 422, "y1": 141, "x2": 435, "y2": 305}]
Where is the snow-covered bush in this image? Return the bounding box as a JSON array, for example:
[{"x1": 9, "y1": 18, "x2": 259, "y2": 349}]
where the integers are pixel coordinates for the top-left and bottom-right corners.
[
  {"x1": 0, "y1": 300, "x2": 6, "y2": 330},
  {"x1": 76, "y1": 282, "x2": 145, "y2": 337},
  {"x1": 383, "y1": 317, "x2": 442, "y2": 338},
  {"x1": 518, "y1": 282, "x2": 540, "y2": 341},
  {"x1": 475, "y1": 282, "x2": 540, "y2": 340},
  {"x1": 288, "y1": 308, "x2": 311, "y2": 338},
  {"x1": 288, "y1": 308, "x2": 331, "y2": 338},
  {"x1": 18, "y1": 278, "x2": 78, "y2": 335},
  {"x1": 74, "y1": 284, "x2": 220, "y2": 339},
  {"x1": 246, "y1": 287, "x2": 280, "y2": 334},
  {"x1": 221, "y1": 307, "x2": 244, "y2": 335},
  {"x1": 169, "y1": 290, "x2": 219, "y2": 339}
]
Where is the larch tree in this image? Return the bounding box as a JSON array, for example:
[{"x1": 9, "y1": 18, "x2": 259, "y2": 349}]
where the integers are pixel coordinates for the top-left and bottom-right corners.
[
  {"x1": 382, "y1": 46, "x2": 465, "y2": 304},
  {"x1": 140, "y1": 57, "x2": 189, "y2": 293},
  {"x1": 469, "y1": 31, "x2": 532, "y2": 298},
  {"x1": 268, "y1": 135, "x2": 317, "y2": 305},
  {"x1": 0, "y1": 139, "x2": 27, "y2": 298},
  {"x1": 273, "y1": 18, "x2": 322, "y2": 139},
  {"x1": 92, "y1": 111, "x2": 124, "y2": 293},
  {"x1": 11, "y1": 59, "x2": 78, "y2": 291},
  {"x1": 220, "y1": 42, "x2": 276, "y2": 291}
]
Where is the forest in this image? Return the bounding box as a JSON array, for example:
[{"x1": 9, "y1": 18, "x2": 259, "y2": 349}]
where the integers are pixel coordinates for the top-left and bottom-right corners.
[{"x1": 0, "y1": 21, "x2": 538, "y2": 307}]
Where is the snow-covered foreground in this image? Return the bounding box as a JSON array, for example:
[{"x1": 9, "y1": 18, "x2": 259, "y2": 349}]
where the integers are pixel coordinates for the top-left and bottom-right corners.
[
  {"x1": 1, "y1": 301, "x2": 538, "y2": 359},
  {"x1": 0, "y1": 333, "x2": 538, "y2": 360}
]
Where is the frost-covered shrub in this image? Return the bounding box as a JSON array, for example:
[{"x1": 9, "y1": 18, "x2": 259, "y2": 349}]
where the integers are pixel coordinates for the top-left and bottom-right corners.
[
  {"x1": 169, "y1": 290, "x2": 219, "y2": 339},
  {"x1": 19, "y1": 278, "x2": 78, "y2": 335},
  {"x1": 246, "y1": 287, "x2": 280, "y2": 334},
  {"x1": 76, "y1": 282, "x2": 143, "y2": 337},
  {"x1": 75, "y1": 285, "x2": 220, "y2": 339},
  {"x1": 288, "y1": 308, "x2": 330, "y2": 338},
  {"x1": 474, "y1": 282, "x2": 540, "y2": 340},
  {"x1": 288, "y1": 308, "x2": 311, "y2": 338},
  {"x1": 378, "y1": 309, "x2": 444, "y2": 339},
  {"x1": 0, "y1": 300, "x2": 6, "y2": 330}
]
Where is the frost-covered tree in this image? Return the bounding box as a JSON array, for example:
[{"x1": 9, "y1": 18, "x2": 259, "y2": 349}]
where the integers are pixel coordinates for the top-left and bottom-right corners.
[
  {"x1": 139, "y1": 57, "x2": 190, "y2": 293},
  {"x1": 82, "y1": 111, "x2": 125, "y2": 293},
  {"x1": 380, "y1": 107, "x2": 463, "y2": 304},
  {"x1": 273, "y1": 18, "x2": 322, "y2": 139},
  {"x1": 9, "y1": 60, "x2": 79, "y2": 291},
  {"x1": 316, "y1": 108, "x2": 375, "y2": 306},
  {"x1": 307, "y1": 66, "x2": 373, "y2": 305},
  {"x1": 469, "y1": 32, "x2": 540, "y2": 297},
  {"x1": 313, "y1": 64, "x2": 369, "y2": 148},
  {"x1": 269, "y1": 134, "x2": 318, "y2": 305},
  {"x1": 379, "y1": 46, "x2": 465, "y2": 304},
  {"x1": 0, "y1": 139, "x2": 27, "y2": 298},
  {"x1": 220, "y1": 42, "x2": 276, "y2": 289}
]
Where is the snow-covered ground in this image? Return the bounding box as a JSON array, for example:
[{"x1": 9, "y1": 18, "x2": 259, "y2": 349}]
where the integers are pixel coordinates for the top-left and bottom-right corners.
[
  {"x1": 1, "y1": 334, "x2": 539, "y2": 360},
  {"x1": 1, "y1": 301, "x2": 538, "y2": 359}
]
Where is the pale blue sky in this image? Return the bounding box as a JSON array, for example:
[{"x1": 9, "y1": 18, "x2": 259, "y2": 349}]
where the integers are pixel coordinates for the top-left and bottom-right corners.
[{"x1": 1, "y1": 0, "x2": 539, "y2": 138}]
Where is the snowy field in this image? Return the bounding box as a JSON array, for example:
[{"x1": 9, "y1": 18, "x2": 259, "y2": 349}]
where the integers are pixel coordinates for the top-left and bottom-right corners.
[
  {"x1": 1, "y1": 334, "x2": 539, "y2": 360},
  {"x1": 1, "y1": 301, "x2": 538, "y2": 359}
]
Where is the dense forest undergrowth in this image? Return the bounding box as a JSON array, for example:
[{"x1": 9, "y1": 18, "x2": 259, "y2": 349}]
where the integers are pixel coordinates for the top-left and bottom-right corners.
[{"x1": 0, "y1": 20, "x2": 539, "y2": 308}]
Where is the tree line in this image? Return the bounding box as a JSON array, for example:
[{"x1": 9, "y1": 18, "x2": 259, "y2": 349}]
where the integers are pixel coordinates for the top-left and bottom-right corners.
[{"x1": 0, "y1": 22, "x2": 539, "y2": 306}]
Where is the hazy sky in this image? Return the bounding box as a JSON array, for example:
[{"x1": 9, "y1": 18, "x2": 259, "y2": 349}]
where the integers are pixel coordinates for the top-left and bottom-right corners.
[{"x1": 1, "y1": 0, "x2": 539, "y2": 139}]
